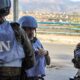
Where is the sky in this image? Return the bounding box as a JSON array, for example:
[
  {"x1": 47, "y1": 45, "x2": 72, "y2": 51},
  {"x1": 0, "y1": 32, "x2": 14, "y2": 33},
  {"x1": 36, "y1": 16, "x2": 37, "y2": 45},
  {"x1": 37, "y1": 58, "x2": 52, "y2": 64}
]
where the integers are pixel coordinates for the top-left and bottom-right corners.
[
  {"x1": 11, "y1": 0, "x2": 80, "y2": 12},
  {"x1": 71, "y1": 0, "x2": 80, "y2": 1},
  {"x1": 18, "y1": 0, "x2": 80, "y2": 8},
  {"x1": 11, "y1": 0, "x2": 80, "y2": 6},
  {"x1": 19, "y1": 0, "x2": 80, "y2": 3}
]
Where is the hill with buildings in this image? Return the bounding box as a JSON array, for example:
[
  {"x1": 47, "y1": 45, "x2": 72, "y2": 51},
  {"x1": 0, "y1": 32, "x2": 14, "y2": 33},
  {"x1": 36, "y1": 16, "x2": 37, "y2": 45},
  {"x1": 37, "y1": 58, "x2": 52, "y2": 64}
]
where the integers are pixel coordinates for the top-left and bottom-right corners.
[{"x1": 19, "y1": 0, "x2": 80, "y2": 14}]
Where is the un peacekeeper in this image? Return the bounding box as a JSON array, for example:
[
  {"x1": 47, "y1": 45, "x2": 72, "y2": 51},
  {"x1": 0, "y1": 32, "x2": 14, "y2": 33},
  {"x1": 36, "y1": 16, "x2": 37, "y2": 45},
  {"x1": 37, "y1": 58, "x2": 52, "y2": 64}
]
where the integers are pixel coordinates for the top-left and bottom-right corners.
[
  {"x1": 19, "y1": 16, "x2": 50, "y2": 80},
  {"x1": 70, "y1": 43, "x2": 80, "y2": 80},
  {"x1": 0, "y1": 0, "x2": 35, "y2": 80}
]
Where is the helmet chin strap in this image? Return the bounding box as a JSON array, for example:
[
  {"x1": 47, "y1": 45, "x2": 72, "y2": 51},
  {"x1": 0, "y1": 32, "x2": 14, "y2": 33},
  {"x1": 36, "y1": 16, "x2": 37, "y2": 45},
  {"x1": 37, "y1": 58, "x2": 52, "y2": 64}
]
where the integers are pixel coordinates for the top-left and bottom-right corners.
[{"x1": 35, "y1": 29, "x2": 37, "y2": 37}]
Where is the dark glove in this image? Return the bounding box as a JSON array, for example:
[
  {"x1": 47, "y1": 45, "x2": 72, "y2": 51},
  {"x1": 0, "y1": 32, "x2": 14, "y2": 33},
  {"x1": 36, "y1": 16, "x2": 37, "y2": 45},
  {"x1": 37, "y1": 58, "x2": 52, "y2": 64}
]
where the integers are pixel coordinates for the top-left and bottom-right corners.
[
  {"x1": 72, "y1": 58, "x2": 80, "y2": 69},
  {"x1": 45, "y1": 51, "x2": 51, "y2": 65}
]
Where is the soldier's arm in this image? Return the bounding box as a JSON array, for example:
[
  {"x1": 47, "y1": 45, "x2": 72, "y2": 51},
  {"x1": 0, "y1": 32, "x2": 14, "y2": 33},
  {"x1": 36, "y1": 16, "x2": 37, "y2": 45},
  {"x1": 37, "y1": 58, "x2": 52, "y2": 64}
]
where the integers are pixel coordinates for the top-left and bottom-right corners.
[{"x1": 20, "y1": 28, "x2": 35, "y2": 69}]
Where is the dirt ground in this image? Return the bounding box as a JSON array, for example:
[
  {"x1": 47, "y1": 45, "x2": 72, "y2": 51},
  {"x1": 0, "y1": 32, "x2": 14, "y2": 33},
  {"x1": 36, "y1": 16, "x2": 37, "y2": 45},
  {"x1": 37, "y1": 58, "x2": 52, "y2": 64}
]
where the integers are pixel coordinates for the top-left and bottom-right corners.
[
  {"x1": 37, "y1": 34, "x2": 80, "y2": 80},
  {"x1": 42, "y1": 42, "x2": 77, "y2": 80},
  {"x1": 37, "y1": 34, "x2": 80, "y2": 45}
]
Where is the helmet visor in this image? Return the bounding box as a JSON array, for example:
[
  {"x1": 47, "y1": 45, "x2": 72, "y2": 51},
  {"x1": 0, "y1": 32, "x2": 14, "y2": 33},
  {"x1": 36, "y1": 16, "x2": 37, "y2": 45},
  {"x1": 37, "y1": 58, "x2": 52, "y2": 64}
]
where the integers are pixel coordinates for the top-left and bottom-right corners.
[{"x1": 0, "y1": 0, "x2": 11, "y2": 9}]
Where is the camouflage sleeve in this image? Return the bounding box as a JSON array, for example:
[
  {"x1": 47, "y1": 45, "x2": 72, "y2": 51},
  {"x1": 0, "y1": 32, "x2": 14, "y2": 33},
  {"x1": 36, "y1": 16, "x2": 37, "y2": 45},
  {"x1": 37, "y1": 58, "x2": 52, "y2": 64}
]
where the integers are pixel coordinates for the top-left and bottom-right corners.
[
  {"x1": 20, "y1": 28, "x2": 35, "y2": 69},
  {"x1": 10, "y1": 22, "x2": 35, "y2": 69}
]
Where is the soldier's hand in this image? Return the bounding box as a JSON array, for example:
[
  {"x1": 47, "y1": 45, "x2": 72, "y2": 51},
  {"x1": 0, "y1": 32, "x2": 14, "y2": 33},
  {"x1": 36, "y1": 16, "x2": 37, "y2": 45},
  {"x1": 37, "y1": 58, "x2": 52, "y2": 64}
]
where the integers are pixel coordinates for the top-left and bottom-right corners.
[{"x1": 38, "y1": 48, "x2": 47, "y2": 56}]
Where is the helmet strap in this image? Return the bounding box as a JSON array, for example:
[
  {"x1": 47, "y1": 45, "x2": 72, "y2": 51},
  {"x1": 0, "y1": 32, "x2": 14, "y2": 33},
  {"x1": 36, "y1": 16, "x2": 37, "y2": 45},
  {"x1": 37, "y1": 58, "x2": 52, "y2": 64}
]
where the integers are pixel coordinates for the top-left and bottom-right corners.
[{"x1": 35, "y1": 29, "x2": 37, "y2": 37}]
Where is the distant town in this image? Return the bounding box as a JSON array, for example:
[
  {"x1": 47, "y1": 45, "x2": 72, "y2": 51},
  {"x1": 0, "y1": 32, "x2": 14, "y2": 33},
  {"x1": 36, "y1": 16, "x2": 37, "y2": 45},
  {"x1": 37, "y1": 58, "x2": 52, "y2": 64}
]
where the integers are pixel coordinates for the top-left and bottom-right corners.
[{"x1": 6, "y1": 11, "x2": 80, "y2": 24}]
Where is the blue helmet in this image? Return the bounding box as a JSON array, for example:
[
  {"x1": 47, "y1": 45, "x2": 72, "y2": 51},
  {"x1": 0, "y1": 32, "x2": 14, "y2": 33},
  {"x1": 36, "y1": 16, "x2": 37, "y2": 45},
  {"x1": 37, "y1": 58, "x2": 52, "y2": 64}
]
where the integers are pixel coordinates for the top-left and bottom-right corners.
[
  {"x1": 18, "y1": 16, "x2": 38, "y2": 29},
  {"x1": 0, "y1": 0, "x2": 11, "y2": 16}
]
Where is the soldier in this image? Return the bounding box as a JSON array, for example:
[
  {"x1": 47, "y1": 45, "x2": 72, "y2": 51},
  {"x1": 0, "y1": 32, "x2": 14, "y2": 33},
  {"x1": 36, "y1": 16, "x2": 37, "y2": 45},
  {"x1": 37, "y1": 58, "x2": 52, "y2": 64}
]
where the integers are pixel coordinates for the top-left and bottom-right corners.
[
  {"x1": 0, "y1": 0, "x2": 35, "y2": 80},
  {"x1": 18, "y1": 16, "x2": 50, "y2": 80},
  {"x1": 70, "y1": 43, "x2": 80, "y2": 80}
]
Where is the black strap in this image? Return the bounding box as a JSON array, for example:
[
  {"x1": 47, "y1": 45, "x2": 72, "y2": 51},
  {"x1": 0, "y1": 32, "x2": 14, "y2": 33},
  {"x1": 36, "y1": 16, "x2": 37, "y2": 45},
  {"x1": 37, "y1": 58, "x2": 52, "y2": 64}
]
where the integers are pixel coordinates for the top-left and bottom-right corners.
[{"x1": 31, "y1": 37, "x2": 37, "y2": 43}]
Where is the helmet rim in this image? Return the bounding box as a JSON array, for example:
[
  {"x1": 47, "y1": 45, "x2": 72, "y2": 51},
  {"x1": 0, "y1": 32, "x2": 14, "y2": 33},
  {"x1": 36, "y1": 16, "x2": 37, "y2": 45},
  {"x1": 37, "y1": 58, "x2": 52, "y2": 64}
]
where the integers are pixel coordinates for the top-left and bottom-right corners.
[{"x1": 18, "y1": 16, "x2": 38, "y2": 29}]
